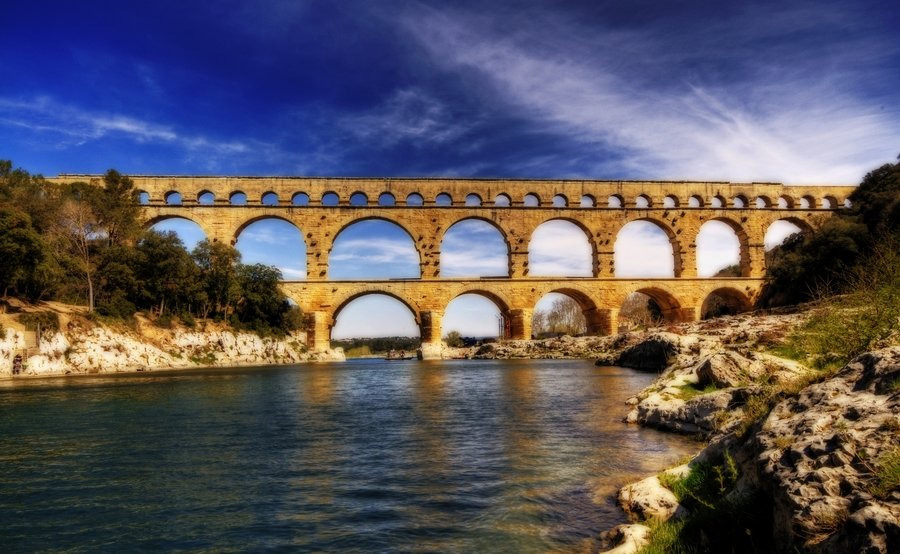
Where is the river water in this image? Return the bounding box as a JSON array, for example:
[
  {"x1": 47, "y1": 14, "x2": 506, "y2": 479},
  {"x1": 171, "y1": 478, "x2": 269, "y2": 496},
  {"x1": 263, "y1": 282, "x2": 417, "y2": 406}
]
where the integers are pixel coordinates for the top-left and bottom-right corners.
[{"x1": 0, "y1": 359, "x2": 696, "y2": 552}]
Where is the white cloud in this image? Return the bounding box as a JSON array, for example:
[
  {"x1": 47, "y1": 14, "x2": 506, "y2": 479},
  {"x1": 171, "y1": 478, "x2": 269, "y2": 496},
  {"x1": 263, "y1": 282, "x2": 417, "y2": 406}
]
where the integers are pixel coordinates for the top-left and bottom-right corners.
[
  {"x1": 528, "y1": 221, "x2": 592, "y2": 276},
  {"x1": 613, "y1": 222, "x2": 675, "y2": 278}
]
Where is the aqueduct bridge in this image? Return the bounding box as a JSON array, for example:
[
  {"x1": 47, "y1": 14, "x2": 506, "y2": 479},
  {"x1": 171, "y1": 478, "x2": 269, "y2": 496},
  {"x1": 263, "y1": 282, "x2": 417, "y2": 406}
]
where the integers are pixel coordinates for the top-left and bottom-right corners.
[{"x1": 55, "y1": 175, "x2": 855, "y2": 358}]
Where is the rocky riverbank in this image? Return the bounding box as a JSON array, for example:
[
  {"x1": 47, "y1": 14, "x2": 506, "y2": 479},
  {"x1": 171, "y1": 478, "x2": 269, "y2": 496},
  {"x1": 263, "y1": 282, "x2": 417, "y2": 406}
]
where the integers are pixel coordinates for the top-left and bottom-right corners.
[
  {"x1": 0, "y1": 303, "x2": 344, "y2": 378},
  {"x1": 591, "y1": 312, "x2": 899, "y2": 553}
]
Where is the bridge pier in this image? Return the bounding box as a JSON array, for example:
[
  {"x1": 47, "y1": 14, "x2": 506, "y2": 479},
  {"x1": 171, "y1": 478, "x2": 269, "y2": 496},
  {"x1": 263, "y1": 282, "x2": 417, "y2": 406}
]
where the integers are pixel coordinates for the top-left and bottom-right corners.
[
  {"x1": 306, "y1": 311, "x2": 331, "y2": 353},
  {"x1": 586, "y1": 308, "x2": 618, "y2": 335},
  {"x1": 418, "y1": 310, "x2": 443, "y2": 360},
  {"x1": 508, "y1": 308, "x2": 533, "y2": 340}
]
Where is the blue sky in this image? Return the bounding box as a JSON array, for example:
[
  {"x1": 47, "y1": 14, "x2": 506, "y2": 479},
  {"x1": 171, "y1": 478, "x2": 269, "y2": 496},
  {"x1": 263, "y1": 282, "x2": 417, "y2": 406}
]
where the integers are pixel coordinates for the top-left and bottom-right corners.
[{"x1": 3, "y1": 0, "x2": 899, "y2": 338}]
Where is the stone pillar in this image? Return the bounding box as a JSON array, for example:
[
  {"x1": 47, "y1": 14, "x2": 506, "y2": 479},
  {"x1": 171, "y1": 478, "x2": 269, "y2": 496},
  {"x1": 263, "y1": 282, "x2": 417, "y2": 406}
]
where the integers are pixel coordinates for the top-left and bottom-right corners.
[
  {"x1": 306, "y1": 311, "x2": 331, "y2": 352},
  {"x1": 678, "y1": 305, "x2": 701, "y2": 323},
  {"x1": 305, "y1": 232, "x2": 330, "y2": 280},
  {"x1": 747, "y1": 243, "x2": 767, "y2": 278},
  {"x1": 418, "y1": 310, "x2": 443, "y2": 360},
  {"x1": 509, "y1": 251, "x2": 529, "y2": 278},
  {"x1": 587, "y1": 308, "x2": 619, "y2": 335},
  {"x1": 676, "y1": 237, "x2": 698, "y2": 278},
  {"x1": 508, "y1": 308, "x2": 533, "y2": 340},
  {"x1": 420, "y1": 244, "x2": 441, "y2": 279}
]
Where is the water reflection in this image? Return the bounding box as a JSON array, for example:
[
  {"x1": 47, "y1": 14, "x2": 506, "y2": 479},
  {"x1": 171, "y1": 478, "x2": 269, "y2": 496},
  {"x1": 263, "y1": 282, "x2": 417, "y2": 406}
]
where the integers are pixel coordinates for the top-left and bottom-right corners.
[{"x1": 0, "y1": 360, "x2": 697, "y2": 552}]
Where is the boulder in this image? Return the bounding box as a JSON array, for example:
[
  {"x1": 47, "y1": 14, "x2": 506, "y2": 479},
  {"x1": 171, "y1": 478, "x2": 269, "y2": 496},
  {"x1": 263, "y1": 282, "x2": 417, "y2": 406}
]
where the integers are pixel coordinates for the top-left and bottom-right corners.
[
  {"x1": 618, "y1": 474, "x2": 688, "y2": 521},
  {"x1": 599, "y1": 523, "x2": 651, "y2": 554},
  {"x1": 615, "y1": 335, "x2": 679, "y2": 371}
]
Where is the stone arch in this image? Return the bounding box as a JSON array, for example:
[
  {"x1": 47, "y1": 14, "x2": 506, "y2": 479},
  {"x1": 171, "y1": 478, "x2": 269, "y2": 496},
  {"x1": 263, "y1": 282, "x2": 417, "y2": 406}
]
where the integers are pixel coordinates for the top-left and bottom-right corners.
[
  {"x1": 614, "y1": 218, "x2": 678, "y2": 277},
  {"x1": 233, "y1": 214, "x2": 304, "y2": 244},
  {"x1": 292, "y1": 192, "x2": 310, "y2": 206},
  {"x1": 663, "y1": 195, "x2": 679, "y2": 208},
  {"x1": 710, "y1": 195, "x2": 726, "y2": 208},
  {"x1": 145, "y1": 215, "x2": 210, "y2": 251},
  {"x1": 136, "y1": 190, "x2": 150, "y2": 205},
  {"x1": 580, "y1": 194, "x2": 595, "y2": 207},
  {"x1": 635, "y1": 194, "x2": 651, "y2": 208},
  {"x1": 733, "y1": 195, "x2": 748, "y2": 208},
  {"x1": 322, "y1": 191, "x2": 340, "y2": 206},
  {"x1": 261, "y1": 191, "x2": 279, "y2": 206},
  {"x1": 494, "y1": 193, "x2": 511, "y2": 207},
  {"x1": 442, "y1": 289, "x2": 512, "y2": 339},
  {"x1": 406, "y1": 192, "x2": 424, "y2": 206},
  {"x1": 328, "y1": 216, "x2": 422, "y2": 278},
  {"x1": 435, "y1": 192, "x2": 452, "y2": 206},
  {"x1": 799, "y1": 195, "x2": 815, "y2": 209},
  {"x1": 331, "y1": 289, "x2": 420, "y2": 328},
  {"x1": 440, "y1": 217, "x2": 510, "y2": 277},
  {"x1": 378, "y1": 192, "x2": 396, "y2": 206},
  {"x1": 230, "y1": 191, "x2": 248, "y2": 205},
  {"x1": 197, "y1": 190, "x2": 215, "y2": 205},
  {"x1": 534, "y1": 287, "x2": 607, "y2": 335},
  {"x1": 330, "y1": 291, "x2": 422, "y2": 340},
  {"x1": 764, "y1": 217, "x2": 811, "y2": 251},
  {"x1": 698, "y1": 217, "x2": 750, "y2": 277},
  {"x1": 754, "y1": 196, "x2": 771, "y2": 208},
  {"x1": 552, "y1": 194, "x2": 568, "y2": 207},
  {"x1": 234, "y1": 216, "x2": 307, "y2": 280},
  {"x1": 688, "y1": 195, "x2": 703, "y2": 208},
  {"x1": 821, "y1": 195, "x2": 838, "y2": 209},
  {"x1": 778, "y1": 195, "x2": 794, "y2": 209},
  {"x1": 349, "y1": 191, "x2": 368, "y2": 206},
  {"x1": 701, "y1": 287, "x2": 751, "y2": 319},
  {"x1": 625, "y1": 286, "x2": 685, "y2": 323},
  {"x1": 524, "y1": 193, "x2": 541, "y2": 207},
  {"x1": 465, "y1": 193, "x2": 482, "y2": 207},
  {"x1": 164, "y1": 190, "x2": 182, "y2": 205},
  {"x1": 529, "y1": 217, "x2": 595, "y2": 277},
  {"x1": 608, "y1": 194, "x2": 624, "y2": 208}
]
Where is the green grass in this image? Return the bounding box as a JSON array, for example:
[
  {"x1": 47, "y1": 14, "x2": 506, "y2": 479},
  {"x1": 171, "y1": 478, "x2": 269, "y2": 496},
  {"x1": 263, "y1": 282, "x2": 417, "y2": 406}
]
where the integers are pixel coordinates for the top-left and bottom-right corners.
[
  {"x1": 869, "y1": 447, "x2": 900, "y2": 499},
  {"x1": 676, "y1": 382, "x2": 718, "y2": 401}
]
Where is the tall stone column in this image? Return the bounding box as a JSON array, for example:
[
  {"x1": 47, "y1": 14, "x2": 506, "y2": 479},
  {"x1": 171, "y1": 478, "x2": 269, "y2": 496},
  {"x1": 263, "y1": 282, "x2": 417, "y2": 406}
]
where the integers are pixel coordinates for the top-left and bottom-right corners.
[
  {"x1": 418, "y1": 310, "x2": 443, "y2": 360},
  {"x1": 509, "y1": 251, "x2": 529, "y2": 278},
  {"x1": 747, "y1": 243, "x2": 767, "y2": 278},
  {"x1": 306, "y1": 311, "x2": 331, "y2": 352},
  {"x1": 305, "y1": 232, "x2": 331, "y2": 281},
  {"x1": 587, "y1": 308, "x2": 618, "y2": 335},
  {"x1": 676, "y1": 237, "x2": 698, "y2": 278},
  {"x1": 678, "y1": 305, "x2": 701, "y2": 323},
  {"x1": 508, "y1": 308, "x2": 533, "y2": 340}
]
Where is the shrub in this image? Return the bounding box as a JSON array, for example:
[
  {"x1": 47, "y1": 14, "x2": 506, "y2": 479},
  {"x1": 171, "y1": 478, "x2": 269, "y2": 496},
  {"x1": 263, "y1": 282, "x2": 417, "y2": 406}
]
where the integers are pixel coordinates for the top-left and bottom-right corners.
[
  {"x1": 868, "y1": 447, "x2": 900, "y2": 500},
  {"x1": 20, "y1": 311, "x2": 60, "y2": 332}
]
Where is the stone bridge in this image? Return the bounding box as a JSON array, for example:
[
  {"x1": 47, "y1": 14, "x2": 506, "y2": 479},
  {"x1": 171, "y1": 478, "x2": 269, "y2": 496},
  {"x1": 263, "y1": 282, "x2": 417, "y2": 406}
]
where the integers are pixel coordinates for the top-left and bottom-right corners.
[{"x1": 55, "y1": 175, "x2": 855, "y2": 357}]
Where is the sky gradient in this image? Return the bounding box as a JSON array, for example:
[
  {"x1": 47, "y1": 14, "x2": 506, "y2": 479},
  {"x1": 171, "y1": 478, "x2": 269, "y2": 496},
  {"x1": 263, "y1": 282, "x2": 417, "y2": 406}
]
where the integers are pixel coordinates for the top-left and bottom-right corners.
[{"x1": 3, "y1": 0, "x2": 898, "y2": 337}]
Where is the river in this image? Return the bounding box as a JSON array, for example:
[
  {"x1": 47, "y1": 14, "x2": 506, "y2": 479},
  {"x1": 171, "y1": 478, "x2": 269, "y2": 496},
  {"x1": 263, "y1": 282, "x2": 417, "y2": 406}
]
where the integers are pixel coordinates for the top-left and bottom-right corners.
[{"x1": 0, "y1": 359, "x2": 696, "y2": 552}]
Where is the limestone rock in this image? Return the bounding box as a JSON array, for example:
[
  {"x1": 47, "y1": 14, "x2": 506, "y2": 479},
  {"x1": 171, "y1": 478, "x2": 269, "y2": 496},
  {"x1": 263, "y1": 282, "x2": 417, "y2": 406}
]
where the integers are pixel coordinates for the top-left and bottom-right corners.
[
  {"x1": 598, "y1": 523, "x2": 651, "y2": 554},
  {"x1": 615, "y1": 334, "x2": 679, "y2": 371},
  {"x1": 618, "y1": 474, "x2": 687, "y2": 521}
]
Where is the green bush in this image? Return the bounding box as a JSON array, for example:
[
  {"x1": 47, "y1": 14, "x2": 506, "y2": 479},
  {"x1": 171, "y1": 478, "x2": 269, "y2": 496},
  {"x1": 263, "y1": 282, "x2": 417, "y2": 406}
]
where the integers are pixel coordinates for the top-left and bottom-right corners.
[{"x1": 20, "y1": 311, "x2": 60, "y2": 332}]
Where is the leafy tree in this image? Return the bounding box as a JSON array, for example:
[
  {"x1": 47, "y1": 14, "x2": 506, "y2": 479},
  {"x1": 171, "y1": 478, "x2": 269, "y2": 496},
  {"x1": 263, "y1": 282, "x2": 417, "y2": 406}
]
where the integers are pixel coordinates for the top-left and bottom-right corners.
[
  {"x1": 0, "y1": 208, "x2": 46, "y2": 298},
  {"x1": 47, "y1": 199, "x2": 100, "y2": 311},
  {"x1": 233, "y1": 263, "x2": 291, "y2": 335},
  {"x1": 192, "y1": 239, "x2": 241, "y2": 318},
  {"x1": 444, "y1": 330, "x2": 464, "y2": 347},
  {"x1": 135, "y1": 230, "x2": 201, "y2": 316},
  {"x1": 91, "y1": 169, "x2": 142, "y2": 246},
  {"x1": 533, "y1": 295, "x2": 586, "y2": 337}
]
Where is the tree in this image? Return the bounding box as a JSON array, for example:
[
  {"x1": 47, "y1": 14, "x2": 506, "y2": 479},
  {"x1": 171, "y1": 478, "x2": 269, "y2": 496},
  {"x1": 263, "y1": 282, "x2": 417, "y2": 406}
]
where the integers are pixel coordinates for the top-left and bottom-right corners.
[
  {"x1": 192, "y1": 239, "x2": 241, "y2": 318},
  {"x1": 47, "y1": 199, "x2": 100, "y2": 311},
  {"x1": 91, "y1": 169, "x2": 142, "y2": 247},
  {"x1": 0, "y1": 208, "x2": 46, "y2": 298},
  {"x1": 135, "y1": 230, "x2": 201, "y2": 316},
  {"x1": 233, "y1": 263, "x2": 297, "y2": 335},
  {"x1": 533, "y1": 296, "x2": 586, "y2": 337},
  {"x1": 444, "y1": 330, "x2": 463, "y2": 347}
]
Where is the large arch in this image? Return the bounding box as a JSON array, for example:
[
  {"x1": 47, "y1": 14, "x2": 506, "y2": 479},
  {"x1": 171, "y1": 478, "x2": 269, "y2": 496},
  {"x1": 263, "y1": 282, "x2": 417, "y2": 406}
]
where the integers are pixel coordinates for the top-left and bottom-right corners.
[
  {"x1": 765, "y1": 217, "x2": 811, "y2": 251},
  {"x1": 331, "y1": 291, "x2": 420, "y2": 339},
  {"x1": 234, "y1": 216, "x2": 307, "y2": 280},
  {"x1": 145, "y1": 215, "x2": 209, "y2": 251},
  {"x1": 528, "y1": 218, "x2": 595, "y2": 277},
  {"x1": 614, "y1": 219, "x2": 677, "y2": 277},
  {"x1": 532, "y1": 287, "x2": 603, "y2": 336},
  {"x1": 696, "y1": 220, "x2": 742, "y2": 277},
  {"x1": 442, "y1": 291, "x2": 509, "y2": 339},
  {"x1": 328, "y1": 217, "x2": 421, "y2": 279},
  {"x1": 698, "y1": 217, "x2": 749, "y2": 277},
  {"x1": 701, "y1": 287, "x2": 752, "y2": 319},
  {"x1": 440, "y1": 218, "x2": 510, "y2": 277},
  {"x1": 621, "y1": 286, "x2": 685, "y2": 324}
]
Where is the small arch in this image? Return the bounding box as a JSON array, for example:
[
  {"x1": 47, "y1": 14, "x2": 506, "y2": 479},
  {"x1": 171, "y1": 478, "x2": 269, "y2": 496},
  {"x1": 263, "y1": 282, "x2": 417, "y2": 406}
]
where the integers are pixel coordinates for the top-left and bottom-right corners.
[
  {"x1": 710, "y1": 195, "x2": 725, "y2": 208},
  {"x1": 608, "y1": 194, "x2": 624, "y2": 208},
  {"x1": 663, "y1": 195, "x2": 679, "y2": 208},
  {"x1": 524, "y1": 193, "x2": 540, "y2": 207},
  {"x1": 754, "y1": 196, "x2": 771, "y2": 208},
  {"x1": 529, "y1": 219, "x2": 594, "y2": 276},
  {"x1": 292, "y1": 192, "x2": 310, "y2": 206},
  {"x1": 332, "y1": 293, "x2": 420, "y2": 340},
  {"x1": 635, "y1": 194, "x2": 651, "y2": 209},
  {"x1": 406, "y1": 193, "x2": 424, "y2": 207},
  {"x1": 465, "y1": 193, "x2": 482, "y2": 207},
  {"x1": 843, "y1": 198, "x2": 853, "y2": 209},
  {"x1": 197, "y1": 191, "x2": 215, "y2": 205},
  {"x1": 688, "y1": 195, "x2": 703, "y2": 208},
  {"x1": 733, "y1": 195, "x2": 748, "y2": 208},
  {"x1": 580, "y1": 194, "x2": 595, "y2": 208},
  {"x1": 322, "y1": 191, "x2": 340, "y2": 207},
  {"x1": 165, "y1": 191, "x2": 182, "y2": 205},
  {"x1": 701, "y1": 288, "x2": 751, "y2": 319},
  {"x1": 137, "y1": 191, "x2": 150, "y2": 205},
  {"x1": 778, "y1": 195, "x2": 793, "y2": 209},
  {"x1": 349, "y1": 192, "x2": 368, "y2": 207},
  {"x1": 261, "y1": 191, "x2": 279, "y2": 206},
  {"x1": 494, "y1": 193, "x2": 511, "y2": 207},
  {"x1": 822, "y1": 196, "x2": 838, "y2": 209},
  {"x1": 230, "y1": 191, "x2": 247, "y2": 206},
  {"x1": 435, "y1": 193, "x2": 452, "y2": 206},
  {"x1": 552, "y1": 194, "x2": 568, "y2": 208},
  {"x1": 799, "y1": 195, "x2": 815, "y2": 209},
  {"x1": 378, "y1": 192, "x2": 396, "y2": 206}
]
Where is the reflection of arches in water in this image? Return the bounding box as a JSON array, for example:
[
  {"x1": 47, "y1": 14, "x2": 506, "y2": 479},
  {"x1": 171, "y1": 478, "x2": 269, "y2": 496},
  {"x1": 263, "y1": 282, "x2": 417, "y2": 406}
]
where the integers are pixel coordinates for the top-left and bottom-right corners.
[
  {"x1": 331, "y1": 293, "x2": 420, "y2": 339},
  {"x1": 614, "y1": 220, "x2": 675, "y2": 277},
  {"x1": 440, "y1": 219, "x2": 509, "y2": 277},
  {"x1": 442, "y1": 293, "x2": 505, "y2": 339},
  {"x1": 701, "y1": 288, "x2": 751, "y2": 319},
  {"x1": 329, "y1": 219, "x2": 420, "y2": 279},
  {"x1": 529, "y1": 220, "x2": 593, "y2": 277},
  {"x1": 234, "y1": 217, "x2": 306, "y2": 280}
]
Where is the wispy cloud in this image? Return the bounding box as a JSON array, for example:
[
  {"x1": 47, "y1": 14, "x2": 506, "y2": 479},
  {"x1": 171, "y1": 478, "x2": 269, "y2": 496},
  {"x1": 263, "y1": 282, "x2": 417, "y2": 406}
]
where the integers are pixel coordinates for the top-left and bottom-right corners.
[
  {"x1": 394, "y1": 3, "x2": 900, "y2": 183},
  {"x1": 528, "y1": 221, "x2": 593, "y2": 276}
]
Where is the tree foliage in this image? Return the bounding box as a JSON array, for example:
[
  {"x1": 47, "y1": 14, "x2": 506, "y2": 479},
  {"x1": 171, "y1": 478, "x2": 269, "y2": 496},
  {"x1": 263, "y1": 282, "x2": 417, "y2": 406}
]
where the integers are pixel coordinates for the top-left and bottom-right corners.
[{"x1": 533, "y1": 295, "x2": 586, "y2": 337}]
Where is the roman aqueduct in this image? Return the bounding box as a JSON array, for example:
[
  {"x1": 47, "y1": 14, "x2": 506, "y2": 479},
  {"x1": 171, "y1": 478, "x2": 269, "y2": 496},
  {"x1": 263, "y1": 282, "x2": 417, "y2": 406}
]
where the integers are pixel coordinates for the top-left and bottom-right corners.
[{"x1": 54, "y1": 175, "x2": 856, "y2": 358}]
